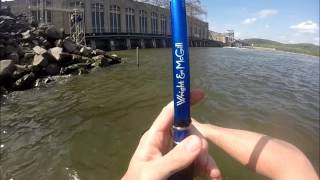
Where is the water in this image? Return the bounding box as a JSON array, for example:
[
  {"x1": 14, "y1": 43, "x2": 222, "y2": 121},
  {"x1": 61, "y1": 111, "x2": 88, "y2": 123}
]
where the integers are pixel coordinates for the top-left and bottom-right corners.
[{"x1": 1, "y1": 48, "x2": 319, "y2": 180}]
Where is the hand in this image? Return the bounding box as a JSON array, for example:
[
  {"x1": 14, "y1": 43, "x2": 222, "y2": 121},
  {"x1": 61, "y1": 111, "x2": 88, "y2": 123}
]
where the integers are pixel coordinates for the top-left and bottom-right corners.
[{"x1": 122, "y1": 90, "x2": 221, "y2": 180}]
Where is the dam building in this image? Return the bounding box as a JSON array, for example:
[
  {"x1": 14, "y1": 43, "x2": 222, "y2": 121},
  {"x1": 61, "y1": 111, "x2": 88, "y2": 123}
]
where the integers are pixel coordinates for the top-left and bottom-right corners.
[{"x1": 9, "y1": 0, "x2": 210, "y2": 50}]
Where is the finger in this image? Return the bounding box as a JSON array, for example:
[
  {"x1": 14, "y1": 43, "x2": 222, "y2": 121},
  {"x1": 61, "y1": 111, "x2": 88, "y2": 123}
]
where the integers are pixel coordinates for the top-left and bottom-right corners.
[
  {"x1": 206, "y1": 155, "x2": 222, "y2": 180},
  {"x1": 154, "y1": 135, "x2": 202, "y2": 178},
  {"x1": 195, "y1": 152, "x2": 222, "y2": 180},
  {"x1": 190, "y1": 89, "x2": 205, "y2": 105},
  {"x1": 150, "y1": 90, "x2": 205, "y2": 133}
]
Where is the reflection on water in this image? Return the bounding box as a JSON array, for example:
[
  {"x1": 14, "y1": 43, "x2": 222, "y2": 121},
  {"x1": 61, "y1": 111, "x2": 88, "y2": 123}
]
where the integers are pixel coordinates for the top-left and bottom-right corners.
[{"x1": 1, "y1": 48, "x2": 319, "y2": 180}]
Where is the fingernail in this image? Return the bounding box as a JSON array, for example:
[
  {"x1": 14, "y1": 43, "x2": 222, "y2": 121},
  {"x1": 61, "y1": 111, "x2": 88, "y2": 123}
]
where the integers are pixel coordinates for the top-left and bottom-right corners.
[{"x1": 185, "y1": 136, "x2": 200, "y2": 152}]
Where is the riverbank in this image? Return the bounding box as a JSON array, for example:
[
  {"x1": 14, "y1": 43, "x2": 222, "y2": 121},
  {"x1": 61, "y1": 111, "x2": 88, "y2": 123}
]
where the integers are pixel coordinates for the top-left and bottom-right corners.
[
  {"x1": 241, "y1": 38, "x2": 320, "y2": 57},
  {"x1": 0, "y1": 9, "x2": 122, "y2": 95}
]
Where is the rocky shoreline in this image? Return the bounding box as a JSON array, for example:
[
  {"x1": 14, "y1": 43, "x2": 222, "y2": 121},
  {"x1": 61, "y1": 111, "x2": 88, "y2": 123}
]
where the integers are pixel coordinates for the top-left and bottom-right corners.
[{"x1": 0, "y1": 9, "x2": 121, "y2": 95}]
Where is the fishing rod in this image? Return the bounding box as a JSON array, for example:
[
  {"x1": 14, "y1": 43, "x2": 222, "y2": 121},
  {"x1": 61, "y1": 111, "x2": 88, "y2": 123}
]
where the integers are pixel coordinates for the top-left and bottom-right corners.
[{"x1": 169, "y1": 0, "x2": 193, "y2": 179}]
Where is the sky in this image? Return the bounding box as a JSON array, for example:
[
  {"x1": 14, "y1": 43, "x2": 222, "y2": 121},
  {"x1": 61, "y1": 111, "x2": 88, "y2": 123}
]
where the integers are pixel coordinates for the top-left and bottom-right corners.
[{"x1": 202, "y1": 0, "x2": 320, "y2": 45}]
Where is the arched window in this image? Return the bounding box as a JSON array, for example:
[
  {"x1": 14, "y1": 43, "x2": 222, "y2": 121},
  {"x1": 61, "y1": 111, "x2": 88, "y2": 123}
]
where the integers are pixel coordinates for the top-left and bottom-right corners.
[
  {"x1": 139, "y1": 10, "x2": 147, "y2": 33},
  {"x1": 160, "y1": 14, "x2": 166, "y2": 35},
  {"x1": 91, "y1": 3, "x2": 105, "y2": 33},
  {"x1": 151, "y1": 12, "x2": 158, "y2": 34},
  {"x1": 125, "y1": 8, "x2": 135, "y2": 33},
  {"x1": 110, "y1": 5, "x2": 121, "y2": 33}
]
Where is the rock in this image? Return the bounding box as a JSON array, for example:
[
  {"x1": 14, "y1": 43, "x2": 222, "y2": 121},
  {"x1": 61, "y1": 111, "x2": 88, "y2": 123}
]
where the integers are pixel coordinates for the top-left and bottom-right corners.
[
  {"x1": 92, "y1": 55, "x2": 110, "y2": 67},
  {"x1": 13, "y1": 72, "x2": 36, "y2": 90},
  {"x1": 12, "y1": 65, "x2": 30, "y2": 80},
  {"x1": 106, "y1": 54, "x2": 122, "y2": 64},
  {"x1": 60, "y1": 63, "x2": 91, "y2": 75},
  {"x1": 35, "y1": 76, "x2": 55, "y2": 87},
  {"x1": 45, "y1": 63, "x2": 60, "y2": 75},
  {"x1": 21, "y1": 30, "x2": 31, "y2": 40},
  {"x1": 92, "y1": 49, "x2": 106, "y2": 56},
  {"x1": 46, "y1": 26, "x2": 64, "y2": 41},
  {"x1": 54, "y1": 39, "x2": 63, "y2": 47},
  {"x1": 32, "y1": 54, "x2": 50, "y2": 67},
  {"x1": 48, "y1": 47, "x2": 63, "y2": 61},
  {"x1": 80, "y1": 46, "x2": 93, "y2": 57},
  {"x1": 63, "y1": 37, "x2": 78, "y2": 53},
  {"x1": 7, "y1": 52, "x2": 19, "y2": 64},
  {"x1": 78, "y1": 68, "x2": 89, "y2": 75},
  {"x1": 40, "y1": 39, "x2": 52, "y2": 49},
  {"x1": 33, "y1": 46, "x2": 47, "y2": 55},
  {"x1": 24, "y1": 52, "x2": 35, "y2": 59},
  {"x1": 0, "y1": 86, "x2": 8, "y2": 95},
  {"x1": 0, "y1": 59, "x2": 16, "y2": 84}
]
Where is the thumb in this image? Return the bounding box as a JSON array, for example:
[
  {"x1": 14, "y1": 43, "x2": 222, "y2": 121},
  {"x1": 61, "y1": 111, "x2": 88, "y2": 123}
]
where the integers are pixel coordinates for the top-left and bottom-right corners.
[{"x1": 155, "y1": 135, "x2": 202, "y2": 178}]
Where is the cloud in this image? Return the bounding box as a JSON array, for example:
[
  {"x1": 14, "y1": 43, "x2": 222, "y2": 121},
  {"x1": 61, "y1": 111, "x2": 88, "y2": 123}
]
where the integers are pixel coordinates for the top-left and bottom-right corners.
[
  {"x1": 258, "y1": 9, "x2": 278, "y2": 18},
  {"x1": 265, "y1": 24, "x2": 270, "y2": 28},
  {"x1": 242, "y1": 17, "x2": 257, "y2": 24},
  {"x1": 242, "y1": 9, "x2": 278, "y2": 25},
  {"x1": 290, "y1": 20, "x2": 319, "y2": 33}
]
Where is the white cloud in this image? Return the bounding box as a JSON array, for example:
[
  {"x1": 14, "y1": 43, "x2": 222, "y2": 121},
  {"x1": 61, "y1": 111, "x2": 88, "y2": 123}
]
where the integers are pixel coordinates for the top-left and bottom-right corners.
[
  {"x1": 242, "y1": 17, "x2": 257, "y2": 24},
  {"x1": 265, "y1": 24, "x2": 270, "y2": 28},
  {"x1": 241, "y1": 9, "x2": 278, "y2": 25},
  {"x1": 258, "y1": 9, "x2": 278, "y2": 18},
  {"x1": 314, "y1": 37, "x2": 320, "y2": 45},
  {"x1": 290, "y1": 20, "x2": 319, "y2": 33}
]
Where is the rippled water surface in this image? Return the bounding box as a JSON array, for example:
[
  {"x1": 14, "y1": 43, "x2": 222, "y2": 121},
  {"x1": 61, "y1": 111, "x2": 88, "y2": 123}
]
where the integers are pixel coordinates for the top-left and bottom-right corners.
[{"x1": 1, "y1": 48, "x2": 319, "y2": 180}]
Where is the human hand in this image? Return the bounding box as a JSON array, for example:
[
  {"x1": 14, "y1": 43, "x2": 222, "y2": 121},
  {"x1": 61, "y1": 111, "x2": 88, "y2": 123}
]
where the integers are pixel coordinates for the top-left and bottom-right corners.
[{"x1": 122, "y1": 90, "x2": 221, "y2": 180}]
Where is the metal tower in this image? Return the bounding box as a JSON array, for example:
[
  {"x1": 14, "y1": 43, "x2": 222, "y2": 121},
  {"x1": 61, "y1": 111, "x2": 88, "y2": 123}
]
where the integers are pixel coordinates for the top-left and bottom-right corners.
[{"x1": 28, "y1": 0, "x2": 86, "y2": 45}]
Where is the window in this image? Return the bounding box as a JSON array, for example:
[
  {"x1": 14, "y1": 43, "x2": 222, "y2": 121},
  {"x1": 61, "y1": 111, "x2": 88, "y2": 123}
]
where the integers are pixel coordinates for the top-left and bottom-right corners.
[
  {"x1": 70, "y1": 1, "x2": 85, "y2": 8},
  {"x1": 139, "y1": 10, "x2": 147, "y2": 33},
  {"x1": 160, "y1": 14, "x2": 166, "y2": 35},
  {"x1": 92, "y1": 3, "x2": 105, "y2": 33},
  {"x1": 126, "y1": 8, "x2": 135, "y2": 33},
  {"x1": 151, "y1": 12, "x2": 158, "y2": 34},
  {"x1": 30, "y1": 0, "x2": 52, "y2": 23},
  {"x1": 110, "y1": 5, "x2": 121, "y2": 33}
]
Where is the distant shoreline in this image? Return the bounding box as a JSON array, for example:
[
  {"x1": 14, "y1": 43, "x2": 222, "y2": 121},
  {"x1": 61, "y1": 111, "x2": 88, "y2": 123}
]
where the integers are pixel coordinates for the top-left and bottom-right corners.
[
  {"x1": 241, "y1": 39, "x2": 320, "y2": 57},
  {"x1": 241, "y1": 46, "x2": 319, "y2": 58}
]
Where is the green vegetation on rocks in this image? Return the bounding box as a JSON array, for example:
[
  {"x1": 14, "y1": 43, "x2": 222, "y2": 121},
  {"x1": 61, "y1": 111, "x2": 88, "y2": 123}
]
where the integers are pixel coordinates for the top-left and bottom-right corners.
[{"x1": 241, "y1": 38, "x2": 320, "y2": 57}]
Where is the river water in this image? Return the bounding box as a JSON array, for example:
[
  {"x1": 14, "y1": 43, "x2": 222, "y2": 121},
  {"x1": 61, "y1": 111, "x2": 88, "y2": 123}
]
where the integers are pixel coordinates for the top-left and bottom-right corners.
[{"x1": 1, "y1": 48, "x2": 319, "y2": 180}]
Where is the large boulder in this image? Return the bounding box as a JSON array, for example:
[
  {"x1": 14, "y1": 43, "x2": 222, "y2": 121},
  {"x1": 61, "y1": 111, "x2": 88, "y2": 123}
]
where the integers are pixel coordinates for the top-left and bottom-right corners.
[
  {"x1": 54, "y1": 39, "x2": 63, "y2": 47},
  {"x1": 32, "y1": 46, "x2": 55, "y2": 67},
  {"x1": 91, "y1": 49, "x2": 106, "y2": 56},
  {"x1": 45, "y1": 63, "x2": 60, "y2": 75},
  {"x1": 45, "y1": 26, "x2": 64, "y2": 41},
  {"x1": 60, "y1": 63, "x2": 91, "y2": 75},
  {"x1": 7, "y1": 52, "x2": 19, "y2": 64},
  {"x1": 33, "y1": 46, "x2": 47, "y2": 55},
  {"x1": 80, "y1": 46, "x2": 93, "y2": 57},
  {"x1": 48, "y1": 47, "x2": 63, "y2": 61},
  {"x1": 32, "y1": 54, "x2": 47, "y2": 67},
  {"x1": 12, "y1": 72, "x2": 36, "y2": 90},
  {"x1": 12, "y1": 65, "x2": 30, "y2": 80},
  {"x1": 63, "y1": 37, "x2": 78, "y2": 53},
  {"x1": 21, "y1": 30, "x2": 32, "y2": 40},
  {"x1": 92, "y1": 55, "x2": 110, "y2": 67},
  {"x1": 0, "y1": 59, "x2": 16, "y2": 84}
]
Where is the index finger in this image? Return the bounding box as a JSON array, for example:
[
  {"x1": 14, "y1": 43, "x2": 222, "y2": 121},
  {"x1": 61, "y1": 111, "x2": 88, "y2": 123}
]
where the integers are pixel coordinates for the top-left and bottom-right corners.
[{"x1": 149, "y1": 89, "x2": 205, "y2": 134}]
